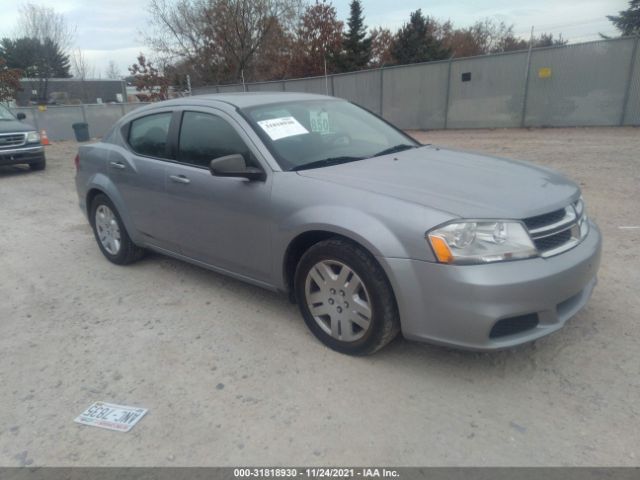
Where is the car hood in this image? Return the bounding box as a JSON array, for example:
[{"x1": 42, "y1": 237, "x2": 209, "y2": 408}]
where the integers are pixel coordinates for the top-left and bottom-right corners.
[
  {"x1": 297, "y1": 146, "x2": 580, "y2": 219},
  {"x1": 0, "y1": 119, "x2": 35, "y2": 134}
]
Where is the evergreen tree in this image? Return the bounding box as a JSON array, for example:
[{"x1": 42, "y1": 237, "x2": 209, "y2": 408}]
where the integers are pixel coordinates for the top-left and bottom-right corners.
[
  {"x1": 0, "y1": 37, "x2": 71, "y2": 78},
  {"x1": 607, "y1": 0, "x2": 640, "y2": 36},
  {"x1": 391, "y1": 9, "x2": 450, "y2": 65},
  {"x1": 1, "y1": 37, "x2": 71, "y2": 102},
  {"x1": 340, "y1": 0, "x2": 372, "y2": 71}
]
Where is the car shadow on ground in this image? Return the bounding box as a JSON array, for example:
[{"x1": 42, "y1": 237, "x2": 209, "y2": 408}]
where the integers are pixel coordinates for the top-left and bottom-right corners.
[{"x1": 0, "y1": 165, "x2": 38, "y2": 177}]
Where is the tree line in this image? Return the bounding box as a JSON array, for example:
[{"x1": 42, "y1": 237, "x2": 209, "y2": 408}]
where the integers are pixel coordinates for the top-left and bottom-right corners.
[
  {"x1": 146, "y1": 0, "x2": 572, "y2": 89},
  {"x1": 1, "y1": 0, "x2": 639, "y2": 104}
]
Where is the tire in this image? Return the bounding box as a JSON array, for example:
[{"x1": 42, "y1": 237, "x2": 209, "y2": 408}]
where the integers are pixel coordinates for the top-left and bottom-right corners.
[
  {"x1": 294, "y1": 238, "x2": 400, "y2": 355},
  {"x1": 90, "y1": 193, "x2": 145, "y2": 265},
  {"x1": 29, "y1": 158, "x2": 46, "y2": 171}
]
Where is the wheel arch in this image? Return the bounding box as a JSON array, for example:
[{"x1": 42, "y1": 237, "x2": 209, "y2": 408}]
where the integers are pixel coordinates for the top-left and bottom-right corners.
[
  {"x1": 84, "y1": 174, "x2": 142, "y2": 245},
  {"x1": 282, "y1": 229, "x2": 399, "y2": 304}
]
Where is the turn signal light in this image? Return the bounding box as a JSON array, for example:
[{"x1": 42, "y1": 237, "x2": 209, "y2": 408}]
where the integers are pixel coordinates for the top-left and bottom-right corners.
[{"x1": 429, "y1": 235, "x2": 453, "y2": 263}]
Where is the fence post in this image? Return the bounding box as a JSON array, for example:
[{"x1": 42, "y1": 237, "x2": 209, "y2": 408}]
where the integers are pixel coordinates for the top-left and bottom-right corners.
[
  {"x1": 520, "y1": 40, "x2": 534, "y2": 128},
  {"x1": 620, "y1": 35, "x2": 639, "y2": 126},
  {"x1": 330, "y1": 75, "x2": 335, "y2": 96},
  {"x1": 443, "y1": 57, "x2": 453, "y2": 130},
  {"x1": 379, "y1": 68, "x2": 384, "y2": 117},
  {"x1": 81, "y1": 104, "x2": 88, "y2": 124}
]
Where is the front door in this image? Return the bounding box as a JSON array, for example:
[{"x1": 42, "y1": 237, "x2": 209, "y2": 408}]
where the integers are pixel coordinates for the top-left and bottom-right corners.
[{"x1": 163, "y1": 110, "x2": 273, "y2": 284}]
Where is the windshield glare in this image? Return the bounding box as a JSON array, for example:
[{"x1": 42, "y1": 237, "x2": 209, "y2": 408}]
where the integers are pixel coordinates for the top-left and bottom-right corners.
[
  {"x1": 0, "y1": 104, "x2": 16, "y2": 120},
  {"x1": 242, "y1": 100, "x2": 417, "y2": 171}
]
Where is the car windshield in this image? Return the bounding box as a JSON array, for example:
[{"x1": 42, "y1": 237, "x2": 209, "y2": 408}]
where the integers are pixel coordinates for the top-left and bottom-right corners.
[
  {"x1": 0, "y1": 104, "x2": 16, "y2": 121},
  {"x1": 241, "y1": 99, "x2": 418, "y2": 171}
]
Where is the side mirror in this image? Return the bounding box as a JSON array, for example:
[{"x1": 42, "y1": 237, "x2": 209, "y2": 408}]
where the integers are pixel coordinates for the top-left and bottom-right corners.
[
  {"x1": 16, "y1": 112, "x2": 26, "y2": 120},
  {"x1": 209, "y1": 154, "x2": 266, "y2": 182}
]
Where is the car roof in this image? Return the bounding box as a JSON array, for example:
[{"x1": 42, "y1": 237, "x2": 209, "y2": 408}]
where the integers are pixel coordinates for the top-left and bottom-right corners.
[{"x1": 151, "y1": 92, "x2": 340, "y2": 110}]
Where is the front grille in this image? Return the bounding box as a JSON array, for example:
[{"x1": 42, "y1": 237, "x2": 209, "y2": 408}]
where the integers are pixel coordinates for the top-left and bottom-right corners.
[
  {"x1": 523, "y1": 200, "x2": 586, "y2": 257},
  {"x1": 0, "y1": 133, "x2": 26, "y2": 149},
  {"x1": 533, "y1": 228, "x2": 572, "y2": 251},
  {"x1": 523, "y1": 209, "x2": 566, "y2": 230}
]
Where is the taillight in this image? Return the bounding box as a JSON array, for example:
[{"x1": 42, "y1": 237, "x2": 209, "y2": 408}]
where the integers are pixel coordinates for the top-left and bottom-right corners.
[{"x1": 74, "y1": 153, "x2": 80, "y2": 171}]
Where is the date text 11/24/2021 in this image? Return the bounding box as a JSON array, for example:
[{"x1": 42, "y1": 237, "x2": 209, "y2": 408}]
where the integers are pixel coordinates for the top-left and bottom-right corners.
[{"x1": 233, "y1": 469, "x2": 400, "y2": 478}]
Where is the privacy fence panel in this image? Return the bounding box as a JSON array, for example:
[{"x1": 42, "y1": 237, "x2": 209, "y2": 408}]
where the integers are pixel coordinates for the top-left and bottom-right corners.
[
  {"x1": 525, "y1": 38, "x2": 636, "y2": 127},
  {"x1": 192, "y1": 86, "x2": 220, "y2": 95},
  {"x1": 85, "y1": 105, "x2": 124, "y2": 137},
  {"x1": 333, "y1": 70, "x2": 383, "y2": 114},
  {"x1": 447, "y1": 52, "x2": 528, "y2": 128},
  {"x1": 283, "y1": 77, "x2": 329, "y2": 94},
  {"x1": 623, "y1": 37, "x2": 640, "y2": 125},
  {"x1": 9, "y1": 38, "x2": 638, "y2": 140},
  {"x1": 247, "y1": 81, "x2": 285, "y2": 92},
  {"x1": 123, "y1": 103, "x2": 149, "y2": 114},
  {"x1": 35, "y1": 106, "x2": 84, "y2": 141},
  {"x1": 217, "y1": 84, "x2": 245, "y2": 93},
  {"x1": 382, "y1": 62, "x2": 449, "y2": 130}
]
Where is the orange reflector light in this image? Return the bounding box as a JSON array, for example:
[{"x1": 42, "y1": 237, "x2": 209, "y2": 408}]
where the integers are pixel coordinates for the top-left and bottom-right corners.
[{"x1": 429, "y1": 235, "x2": 453, "y2": 264}]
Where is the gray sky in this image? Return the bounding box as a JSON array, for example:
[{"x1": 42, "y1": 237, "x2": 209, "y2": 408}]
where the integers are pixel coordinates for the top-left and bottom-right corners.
[{"x1": 0, "y1": 0, "x2": 627, "y2": 78}]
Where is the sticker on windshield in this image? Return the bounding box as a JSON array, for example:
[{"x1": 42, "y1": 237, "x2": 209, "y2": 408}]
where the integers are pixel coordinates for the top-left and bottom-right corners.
[
  {"x1": 310, "y1": 110, "x2": 330, "y2": 134},
  {"x1": 257, "y1": 116, "x2": 308, "y2": 141}
]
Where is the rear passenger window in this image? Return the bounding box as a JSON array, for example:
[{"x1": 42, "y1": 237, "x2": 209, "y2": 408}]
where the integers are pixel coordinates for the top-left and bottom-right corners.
[
  {"x1": 178, "y1": 111, "x2": 252, "y2": 168},
  {"x1": 128, "y1": 113, "x2": 172, "y2": 158}
]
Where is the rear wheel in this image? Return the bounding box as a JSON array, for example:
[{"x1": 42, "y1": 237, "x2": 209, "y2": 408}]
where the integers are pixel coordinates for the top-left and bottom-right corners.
[
  {"x1": 90, "y1": 194, "x2": 145, "y2": 265},
  {"x1": 294, "y1": 238, "x2": 400, "y2": 355}
]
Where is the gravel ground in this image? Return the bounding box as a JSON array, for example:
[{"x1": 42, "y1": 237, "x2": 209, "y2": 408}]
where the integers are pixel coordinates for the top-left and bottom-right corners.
[{"x1": 0, "y1": 127, "x2": 638, "y2": 467}]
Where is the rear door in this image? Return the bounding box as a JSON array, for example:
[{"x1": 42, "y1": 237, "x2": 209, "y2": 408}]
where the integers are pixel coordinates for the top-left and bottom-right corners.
[
  {"x1": 163, "y1": 108, "x2": 274, "y2": 283},
  {"x1": 108, "y1": 110, "x2": 179, "y2": 250}
]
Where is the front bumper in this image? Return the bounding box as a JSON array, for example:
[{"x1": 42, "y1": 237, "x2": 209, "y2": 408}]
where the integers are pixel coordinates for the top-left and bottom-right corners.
[
  {"x1": 383, "y1": 220, "x2": 602, "y2": 351},
  {"x1": 0, "y1": 146, "x2": 45, "y2": 166}
]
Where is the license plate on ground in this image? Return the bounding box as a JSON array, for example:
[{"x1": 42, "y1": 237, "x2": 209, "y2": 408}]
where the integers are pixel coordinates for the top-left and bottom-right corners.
[{"x1": 74, "y1": 402, "x2": 148, "y2": 432}]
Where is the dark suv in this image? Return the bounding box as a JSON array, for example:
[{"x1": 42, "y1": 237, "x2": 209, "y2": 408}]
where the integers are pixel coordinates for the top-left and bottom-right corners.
[{"x1": 0, "y1": 104, "x2": 46, "y2": 171}]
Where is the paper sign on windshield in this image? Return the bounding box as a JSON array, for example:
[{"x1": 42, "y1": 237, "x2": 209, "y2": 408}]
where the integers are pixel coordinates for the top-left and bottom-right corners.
[{"x1": 258, "y1": 116, "x2": 308, "y2": 141}]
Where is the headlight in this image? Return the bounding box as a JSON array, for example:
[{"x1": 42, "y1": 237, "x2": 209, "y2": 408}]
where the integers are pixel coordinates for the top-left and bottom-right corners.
[
  {"x1": 575, "y1": 196, "x2": 589, "y2": 237},
  {"x1": 26, "y1": 131, "x2": 40, "y2": 143},
  {"x1": 427, "y1": 221, "x2": 538, "y2": 265}
]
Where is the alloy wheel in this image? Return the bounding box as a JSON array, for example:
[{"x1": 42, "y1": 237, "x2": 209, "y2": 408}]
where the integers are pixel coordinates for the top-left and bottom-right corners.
[{"x1": 304, "y1": 260, "x2": 372, "y2": 342}]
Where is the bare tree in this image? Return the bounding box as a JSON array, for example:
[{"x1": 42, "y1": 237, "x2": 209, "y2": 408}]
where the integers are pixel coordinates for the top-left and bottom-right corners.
[
  {"x1": 105, "y1": 60, "x2": 122, "y2": 80},
  {"x1": 71, "y1": 49, "x2": 95, "y2": 79},
  {"x1": 369, "y1": 27, "x2": 394, "y2": 67},
  {"x1": 145, "y1": 0, "x2": 214, "y2": 67},
  {"x1": 289, "y1": 1, "x2": 343, "y2": 77},
  {"x1": 144, "y1": 0, "x2": 303, "y2": 83},
  {"x1": 16, "y1": 3, "x2": 75, "y2": 50},
  {"x1": 208, "y1": 0, "x2": 303, "y2": 81}
]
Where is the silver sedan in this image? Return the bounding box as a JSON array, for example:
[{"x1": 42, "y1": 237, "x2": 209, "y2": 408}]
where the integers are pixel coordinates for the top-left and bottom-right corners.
[{"x1": 75, "y1": 93, "x2": 601, "y2": 354}]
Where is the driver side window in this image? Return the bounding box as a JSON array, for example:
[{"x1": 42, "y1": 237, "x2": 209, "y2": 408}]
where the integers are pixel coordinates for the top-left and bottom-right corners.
[{"x1": 178, "y1": 111, "x2": 253, "y2": 168}]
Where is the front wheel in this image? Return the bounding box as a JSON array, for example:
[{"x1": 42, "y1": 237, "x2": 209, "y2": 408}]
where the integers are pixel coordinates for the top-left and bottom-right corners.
[
  {"x1": 90, "y1": 194, "x2": 145, "y2": 265},
  {"x1": 294, "y1": 238, "x2": 400, "y2": 355}
]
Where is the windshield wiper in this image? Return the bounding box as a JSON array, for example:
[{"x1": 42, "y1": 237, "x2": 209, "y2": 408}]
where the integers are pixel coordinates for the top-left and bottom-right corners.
[
  {"x1": 291, "y1": 156, "x2": 365, "y2": 172},
  {"x1": 370, "y1": 144, "x2": 417, "y2": 158}
]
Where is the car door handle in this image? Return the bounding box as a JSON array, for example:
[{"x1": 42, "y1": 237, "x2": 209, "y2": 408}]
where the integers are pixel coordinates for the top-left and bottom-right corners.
[
  {"x1": 110, "y1": 161, "x2": 126, "y2": 169},
  {"x1": 169, "y1": 174, "x2": 191, "y2": 184}
]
